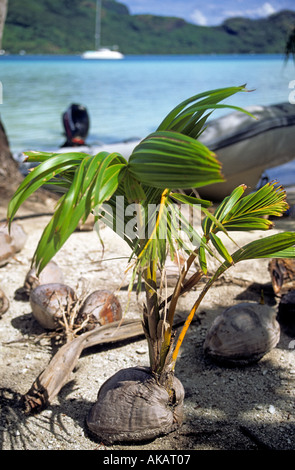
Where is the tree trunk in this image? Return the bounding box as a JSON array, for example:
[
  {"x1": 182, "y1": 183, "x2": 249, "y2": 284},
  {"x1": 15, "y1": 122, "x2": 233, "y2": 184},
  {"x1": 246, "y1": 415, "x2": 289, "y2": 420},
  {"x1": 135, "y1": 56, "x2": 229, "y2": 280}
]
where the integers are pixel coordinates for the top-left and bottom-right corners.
[
  {"x1": 0, "y1": 117, "x2": 24, "y2": 203},
  {"x1": 0, "y1": 2, "x2": 19, "y2": 185},
  {"x1": 0, "y1": 0, "x2": 7, "y2": 50},
  {"x1": 0, "y1": 118, "x2": 19, "y2": 178}
]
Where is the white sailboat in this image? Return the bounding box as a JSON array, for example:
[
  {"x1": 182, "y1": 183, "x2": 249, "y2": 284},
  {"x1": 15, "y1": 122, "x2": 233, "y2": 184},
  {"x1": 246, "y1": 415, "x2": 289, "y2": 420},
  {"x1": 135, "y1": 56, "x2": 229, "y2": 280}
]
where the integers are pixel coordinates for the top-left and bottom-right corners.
[{"x1": 82, "y1": 0, "x2": 124, "y2": 60}]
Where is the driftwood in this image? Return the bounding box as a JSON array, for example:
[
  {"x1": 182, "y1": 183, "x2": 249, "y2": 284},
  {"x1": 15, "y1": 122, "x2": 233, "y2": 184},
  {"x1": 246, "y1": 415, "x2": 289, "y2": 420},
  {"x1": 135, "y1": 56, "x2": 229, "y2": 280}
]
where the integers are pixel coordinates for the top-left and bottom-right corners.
[
  {"x1": 22, "y1": 318, "x2": 144, "y2": 413},
  {"x1": 268, "y1": 258, "x2": 295, "y2": 296}
]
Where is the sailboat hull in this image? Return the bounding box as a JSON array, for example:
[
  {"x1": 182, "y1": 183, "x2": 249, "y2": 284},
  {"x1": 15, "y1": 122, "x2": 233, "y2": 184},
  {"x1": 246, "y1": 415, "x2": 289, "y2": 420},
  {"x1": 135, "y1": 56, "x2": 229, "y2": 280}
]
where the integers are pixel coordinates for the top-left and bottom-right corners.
[{"x1": 82, "y1": 48, "x2": 124, "y2": 59}]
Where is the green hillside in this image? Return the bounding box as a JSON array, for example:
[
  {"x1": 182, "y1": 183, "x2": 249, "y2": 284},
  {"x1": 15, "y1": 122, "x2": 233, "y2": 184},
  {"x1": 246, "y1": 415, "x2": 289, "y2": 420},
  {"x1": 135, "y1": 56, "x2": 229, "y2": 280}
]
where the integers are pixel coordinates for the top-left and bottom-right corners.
[{"x1": 2, "y1": 0, "x2": 295, "y2": 55}]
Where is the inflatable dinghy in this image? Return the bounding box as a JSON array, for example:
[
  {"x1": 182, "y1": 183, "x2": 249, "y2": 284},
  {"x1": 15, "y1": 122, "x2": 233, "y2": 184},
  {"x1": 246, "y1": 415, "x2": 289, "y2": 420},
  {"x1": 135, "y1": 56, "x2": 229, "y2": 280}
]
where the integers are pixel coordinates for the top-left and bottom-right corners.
[{"x1": 198, "y1": 102, "x2": 295, "y2": 200}]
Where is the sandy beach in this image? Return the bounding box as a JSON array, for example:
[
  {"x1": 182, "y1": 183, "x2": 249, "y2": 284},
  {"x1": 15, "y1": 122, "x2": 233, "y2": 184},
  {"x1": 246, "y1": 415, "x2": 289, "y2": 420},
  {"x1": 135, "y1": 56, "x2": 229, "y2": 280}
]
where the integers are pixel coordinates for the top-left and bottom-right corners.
[{"x1": 0, "y1": 189, "x2": 294, "y2": 452}]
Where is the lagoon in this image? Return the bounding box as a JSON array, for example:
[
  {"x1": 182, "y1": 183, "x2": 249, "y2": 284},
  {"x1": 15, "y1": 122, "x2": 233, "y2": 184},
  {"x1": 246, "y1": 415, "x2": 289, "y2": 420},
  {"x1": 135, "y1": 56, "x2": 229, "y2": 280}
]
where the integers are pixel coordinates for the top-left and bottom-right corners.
[{"x1": 0, "y1": 54, "x2": 294, "y2": 153}]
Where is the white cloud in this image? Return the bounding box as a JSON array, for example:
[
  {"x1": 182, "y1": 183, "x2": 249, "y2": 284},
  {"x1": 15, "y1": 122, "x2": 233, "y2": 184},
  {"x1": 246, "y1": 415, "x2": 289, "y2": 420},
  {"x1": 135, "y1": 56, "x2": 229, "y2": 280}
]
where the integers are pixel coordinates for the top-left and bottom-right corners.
[
  {"x1": 225, "y1": 2, "x2": 276, "y2": 20},
  {"x1": 259, "y1": 2, "x2": 276, "y2": 16},
  {"x1": 190, "y1": 9, "x2": 208, "y2": 26}
]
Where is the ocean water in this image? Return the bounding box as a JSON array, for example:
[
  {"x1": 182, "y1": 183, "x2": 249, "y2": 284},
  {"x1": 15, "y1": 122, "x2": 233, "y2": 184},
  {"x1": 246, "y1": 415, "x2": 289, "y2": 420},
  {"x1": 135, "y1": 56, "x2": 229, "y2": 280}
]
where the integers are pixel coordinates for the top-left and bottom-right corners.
[{"x1": 0, "y1": 54, "x2": 295, "y2": 187}]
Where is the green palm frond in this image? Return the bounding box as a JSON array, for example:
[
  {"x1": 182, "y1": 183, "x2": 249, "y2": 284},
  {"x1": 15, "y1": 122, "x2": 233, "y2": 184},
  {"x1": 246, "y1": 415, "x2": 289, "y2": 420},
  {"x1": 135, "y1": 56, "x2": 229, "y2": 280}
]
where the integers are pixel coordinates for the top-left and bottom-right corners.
[
  {"x1": 208, "y1": 231, "x2": 295, "y2": 282},
  {"x1": 128, "y1": 131, "x2": 223, "y2": 189},
  {"x1": 168, "y1": 192, "x2": 211, "y2": 208},
  {"x1": 157, "y1": 85, "x2": 255, "y2": 138},
  {"x1": 209, "y1": 231, "x2": 295, "y2": 284},
  {"x1": 196, "y1": 182, "x2": 290, "y2": 274},
  {"x1": 8, "y1": 152, "x2": 89, "y2": 221},
  {"x1": 232, "y1": 231, "x2": 295, "y2": 262},
  {"x1": 8, "y1": 151, "x2": 127, "y2": 273},
  {"x1": 202, "y1": 182, "x2": 288, "y2": 236},
  {"x1": 222, "y1": 183, "x2": 288, "y2": 224}
]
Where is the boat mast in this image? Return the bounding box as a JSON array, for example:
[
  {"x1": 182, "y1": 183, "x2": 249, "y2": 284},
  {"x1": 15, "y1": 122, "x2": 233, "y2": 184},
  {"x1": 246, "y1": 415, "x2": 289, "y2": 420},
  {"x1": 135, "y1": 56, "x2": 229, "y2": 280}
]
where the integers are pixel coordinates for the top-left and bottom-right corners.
[{"x1": 95, "y1": 0, "x2": 101, "y2": 50}]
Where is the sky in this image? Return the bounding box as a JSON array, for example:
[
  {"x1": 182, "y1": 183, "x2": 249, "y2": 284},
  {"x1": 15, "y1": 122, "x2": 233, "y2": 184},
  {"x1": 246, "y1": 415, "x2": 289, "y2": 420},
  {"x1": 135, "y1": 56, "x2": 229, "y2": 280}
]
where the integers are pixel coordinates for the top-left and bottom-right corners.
[{"x1": 120, "y1": 0, "x2": 295, "y2": 26}]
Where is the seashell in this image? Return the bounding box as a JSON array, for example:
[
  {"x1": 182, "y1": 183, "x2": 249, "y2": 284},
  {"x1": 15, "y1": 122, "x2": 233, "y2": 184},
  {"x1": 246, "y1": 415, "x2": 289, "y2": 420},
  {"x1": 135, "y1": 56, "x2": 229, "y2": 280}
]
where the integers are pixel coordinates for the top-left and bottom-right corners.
[
  {"x1": 30, "y1": 283, "x2": 76, "y2": 330},
  {"x1": 86, "y1": 366, "x2": 185, "y2": 444},
  {"x1": 23, "y1": 260, "x2": 64, "y2": 295},
  {"x1": 77, "y1": 290, "x2": 122, "y2": 329},
  {"x1": 203, "y1": 302, "x2": 280, "y2": 366}
]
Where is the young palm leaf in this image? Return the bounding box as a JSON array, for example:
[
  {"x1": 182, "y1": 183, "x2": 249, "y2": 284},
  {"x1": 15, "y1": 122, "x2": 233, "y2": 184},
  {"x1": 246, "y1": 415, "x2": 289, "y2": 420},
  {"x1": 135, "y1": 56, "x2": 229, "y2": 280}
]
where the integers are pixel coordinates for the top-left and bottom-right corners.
[
  {"x1": 202, "y1": 182, "x2": 288, "y2": 237},
  {"x1": 157, "y1": 85, "x2": 255, "y2": 138},
  {"x1": 8, "y1": 151, "x2": 127, "y2": 273},
  {"x1": 128, "y1": 131, "x2": 223, "y2": 189}
]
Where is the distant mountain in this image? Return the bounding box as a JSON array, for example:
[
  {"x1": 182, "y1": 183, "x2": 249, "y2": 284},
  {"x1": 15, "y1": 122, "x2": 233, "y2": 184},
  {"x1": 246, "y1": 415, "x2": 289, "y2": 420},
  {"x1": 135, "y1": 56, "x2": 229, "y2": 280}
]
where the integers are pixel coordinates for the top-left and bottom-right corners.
[{"x1": 2, "y1": 0, "x2": 295, "y2": 55}]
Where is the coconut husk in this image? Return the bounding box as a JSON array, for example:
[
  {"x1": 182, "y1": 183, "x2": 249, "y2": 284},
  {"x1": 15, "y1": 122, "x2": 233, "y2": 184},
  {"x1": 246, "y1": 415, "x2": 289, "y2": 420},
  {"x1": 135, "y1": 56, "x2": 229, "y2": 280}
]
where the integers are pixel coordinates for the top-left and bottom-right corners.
[
  {"x1": 268, "y1": 258, "x2": 295, "y2": 296},
  {"x1": 0, "y1": 288, "x2": 9, "y2": 317}
]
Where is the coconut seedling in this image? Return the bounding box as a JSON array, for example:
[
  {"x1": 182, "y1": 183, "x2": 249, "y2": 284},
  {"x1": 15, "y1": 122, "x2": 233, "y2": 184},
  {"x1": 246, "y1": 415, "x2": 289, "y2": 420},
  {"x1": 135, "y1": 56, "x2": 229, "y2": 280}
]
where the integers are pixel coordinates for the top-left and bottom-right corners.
[{"x1": 7, "y1": 86, "x2": 295, "y2": 444}]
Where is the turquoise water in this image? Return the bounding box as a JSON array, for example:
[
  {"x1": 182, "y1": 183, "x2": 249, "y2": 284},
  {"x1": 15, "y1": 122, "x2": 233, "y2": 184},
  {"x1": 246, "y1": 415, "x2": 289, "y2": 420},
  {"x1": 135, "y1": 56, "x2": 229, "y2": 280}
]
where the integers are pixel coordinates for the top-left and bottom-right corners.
[{"x1": 0, "y1": 54, "x2": 294, "y2": 152}]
